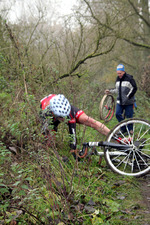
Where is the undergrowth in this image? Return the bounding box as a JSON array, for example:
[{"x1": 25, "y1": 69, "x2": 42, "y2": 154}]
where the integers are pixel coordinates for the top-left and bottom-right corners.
[
  {"x1": 0, "y1": 138, "x2": 146, "y2": 224},
  {"x1": 0, "y1": 89, "x2": 150, "y2": 224}
]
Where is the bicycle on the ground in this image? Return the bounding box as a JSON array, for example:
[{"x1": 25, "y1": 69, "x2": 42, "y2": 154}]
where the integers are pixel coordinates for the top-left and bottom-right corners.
[{"x1": 74, "y1": 118, "x2": 150, "y2": 177}]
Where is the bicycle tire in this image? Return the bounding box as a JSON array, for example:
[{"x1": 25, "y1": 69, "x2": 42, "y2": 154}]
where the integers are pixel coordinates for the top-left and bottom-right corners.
[
  {"x1": 104, "y1": 118, "x2": 150, "y2": 177},
  {"x1": 99, "y1": 94, "x2": 115, "y2": 122}
]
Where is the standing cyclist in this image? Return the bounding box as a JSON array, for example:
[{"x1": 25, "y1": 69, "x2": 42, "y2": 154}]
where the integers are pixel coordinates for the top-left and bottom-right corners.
[
  {"x1": 105, "y1": 64, "x2": 137, "y2": 134},
  {"x1": 40, "y1": 94, "x2": 110, "y2": 154}
]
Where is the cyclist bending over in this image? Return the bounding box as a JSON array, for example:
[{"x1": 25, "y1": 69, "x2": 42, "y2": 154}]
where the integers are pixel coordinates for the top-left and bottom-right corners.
[{"x1": 40, "y1": 94, "x2": 110, "y2": 154}]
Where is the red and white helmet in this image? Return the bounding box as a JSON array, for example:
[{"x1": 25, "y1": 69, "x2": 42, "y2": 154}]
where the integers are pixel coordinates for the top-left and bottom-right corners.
[
  {"x1": 40, "y1": 94, "x2": 56, "y2": 110},
  {"x1": 49, "y1": 94, "x2": 71, "y2": 117}
]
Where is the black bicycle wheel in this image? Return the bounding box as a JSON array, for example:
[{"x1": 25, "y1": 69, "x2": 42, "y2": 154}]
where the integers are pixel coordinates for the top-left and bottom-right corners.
[
  {"x1": 99, "y1": 94, "x2": 115, "y2": 122},
  {"x1": 104, "y1": 118, "x2": 150, "y2": 177}
]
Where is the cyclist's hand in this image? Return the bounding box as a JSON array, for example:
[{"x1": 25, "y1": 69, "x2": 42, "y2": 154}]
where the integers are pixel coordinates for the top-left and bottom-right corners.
[{"x1": 105, "y1": 89, "x2": 110, "y2": 94}]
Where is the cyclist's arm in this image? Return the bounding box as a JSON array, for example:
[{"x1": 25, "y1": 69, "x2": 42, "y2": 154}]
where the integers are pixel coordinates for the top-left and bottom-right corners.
[
  {"x1": 128, "y1": 78, "x2": 137, "y2": 99},
  {"x1": 105, "y1": 88, "x2": 117, "y2": 94},
  {"x1": 68, "y1": 121, "x2": 77, "y2": 150},
  {"x1": 109, "y1": 88, "x2": 117, "y2": 94}
]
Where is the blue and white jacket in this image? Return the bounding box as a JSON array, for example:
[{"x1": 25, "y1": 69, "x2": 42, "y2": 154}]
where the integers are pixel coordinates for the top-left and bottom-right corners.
[{"x1": 110, "y1": 73, "x2": 137, "y2": 105}]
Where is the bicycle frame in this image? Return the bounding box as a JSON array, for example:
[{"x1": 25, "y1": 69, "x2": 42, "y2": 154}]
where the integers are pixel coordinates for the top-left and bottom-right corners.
[
  {"x1": 81, "y1": 141, "x2": 130, "y2": 157},
  {"x1": 83, "y1": 141, "x2": 129, "y2": 149}
]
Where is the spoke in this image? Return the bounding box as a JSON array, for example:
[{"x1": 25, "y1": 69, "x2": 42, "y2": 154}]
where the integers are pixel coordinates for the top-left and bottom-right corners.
[
  {"x1": 125, "y1": 124, "x2": 133, "y2": 142},
  {"x1": 126, "y1": 125, "x2": 130, "y2": 136},
  {"x1": 123, "y1": 151, "x2": 132, "y2": 172},
  {"x1": 111, "y1": 154, "x2": 124, "y2": 162},
  {"x1": 110, "y1": 148, "x2": 132, "y2": 159},
  {"x1": 139, "y1": 150, "x2": 150, "y2": 159},
  {"x1": 111, "y1": 149, "x2": 129, "y2": 161},
  {"x1": 136, "y1": 150, "x2": 149, "y2": 167},
  {"x1": 113, "y1": 132, "x2": 126, "y2": 139},
  {"x1": 112, "y1": 134, "x2": 129, "y2": 144},
  {"x1": 137, "y1": 126, "x2": 150, "y2": 141},
  {"x1": 120, "y1": 138, "x2": 131, "y2": 145},
  {"x1": 137, "y1": 123, "x2": 143, "y2": 140},
  {"x1": 133, "y1": 123, "x2": 135, "y2": 136},
  {"x1": 130, "y1": 122, "x2": 150, "y2": 142},
  {"x1": 139, "y1": 129, "x2": 150, "y2": 141},
  {"x1": 139, "y1": 136, "x2": 150, "y2": 144},
  {"x1": 140, "y1": 148, "x2": 150, "y2": 152},
  {"x1": 115, "y1": 152, "x2": 131, "y2": 169},
  {"x1": 131, "y1": 151, "x2": 135, "y2": 172},
  {"x1": 130, "y1": 123, "x2": 135, "y2": 141},
  {"x1": 142, "y1": 143, "x2": 150, "y2": 146},
  {"x1": 134, "y1": 153, "x2": 141, "y2": 171},
  {"x1": 126, "y1": 123, "x2": 133, "y2": 142}
]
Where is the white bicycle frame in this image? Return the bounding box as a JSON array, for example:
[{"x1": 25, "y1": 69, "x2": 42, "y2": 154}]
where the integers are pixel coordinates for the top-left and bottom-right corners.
[{"x1": 83, "y1": 141, "x2": 128, "y2": 157}]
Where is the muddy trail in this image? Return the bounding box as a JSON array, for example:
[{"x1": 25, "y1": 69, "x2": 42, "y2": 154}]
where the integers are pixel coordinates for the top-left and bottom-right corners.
[{"x1": 138, "y1": 174, "x2": 150, "y2": 224}]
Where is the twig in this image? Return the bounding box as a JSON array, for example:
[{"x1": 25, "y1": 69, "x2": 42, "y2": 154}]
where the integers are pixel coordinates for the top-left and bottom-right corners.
[{"x1": 84, "y1": 172, "x2": 105, "y2": 194}]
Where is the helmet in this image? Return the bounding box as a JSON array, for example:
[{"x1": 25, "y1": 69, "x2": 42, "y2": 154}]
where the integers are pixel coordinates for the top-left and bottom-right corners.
[
  {"x1": 40, "y1": 94, "x2": 56, "y2": 110},
  {"x1": 49, "y1": 94, "x2": 71, "y2": 117}
]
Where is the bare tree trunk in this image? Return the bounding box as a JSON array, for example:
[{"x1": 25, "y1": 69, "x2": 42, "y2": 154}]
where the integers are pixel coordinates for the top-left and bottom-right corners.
[{"x1": 140, "y1": 0, "x2": 150, "y2": 60}]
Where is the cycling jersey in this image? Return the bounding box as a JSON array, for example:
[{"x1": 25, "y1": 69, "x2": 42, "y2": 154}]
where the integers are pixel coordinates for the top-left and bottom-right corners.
[
  {"x1": 67, "y1": 105, "x2": 84, "y2": 149},
  {"x1": 40, "y1": 95, "x2": 84, "y2": 149}
]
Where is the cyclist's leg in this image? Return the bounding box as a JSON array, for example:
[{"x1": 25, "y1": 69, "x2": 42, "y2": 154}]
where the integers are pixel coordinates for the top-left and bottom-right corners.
[
  {"x1": 116, "y1": 104, "x2": 127, "y2": 133},
  {"x1": 77, "y1": 113, "x2": 110, "y2": 136},
  {"x1": 124, "y1": 104, "x2": 134, "y2": 119},
  {"x1": 124, "y1": 105, "x2": 134, "y2": 132},
  {"x1": 115, "y1": 104, "x2": 124, "y2": 122}
]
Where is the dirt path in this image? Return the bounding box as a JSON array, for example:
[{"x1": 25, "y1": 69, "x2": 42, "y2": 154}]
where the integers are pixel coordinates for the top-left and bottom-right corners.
[{"x1": 138, "y1": 174, "x2": 150, "y2": 224}]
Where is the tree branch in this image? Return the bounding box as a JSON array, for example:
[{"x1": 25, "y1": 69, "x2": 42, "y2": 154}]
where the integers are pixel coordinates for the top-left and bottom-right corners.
[
  {"x1": 83, "y1": 0, "x2": 150, "y2": 50},
  {"x1": 128, "y1": 0, "x2": 150, "y2": 27},
  {"x1": 122, "y1": 37, "x2": 150, "y2": 49},
  {"x1": 54, "y1": 39, "x2": 117, "y2": 83}
]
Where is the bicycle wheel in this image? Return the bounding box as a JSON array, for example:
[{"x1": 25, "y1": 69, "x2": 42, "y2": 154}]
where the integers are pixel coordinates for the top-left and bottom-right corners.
[
  {"x1": 99, "y1": 94, "x2": 115, "y2": 122},
  {"x1": 104, "y1": 118, "x2": 150, "y2": 177}
]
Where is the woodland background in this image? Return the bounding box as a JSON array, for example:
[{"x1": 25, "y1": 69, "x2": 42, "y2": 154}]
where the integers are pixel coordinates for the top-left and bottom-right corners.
[{"x1": 0, "y1": 0, "x2": 150, "y2": 224}]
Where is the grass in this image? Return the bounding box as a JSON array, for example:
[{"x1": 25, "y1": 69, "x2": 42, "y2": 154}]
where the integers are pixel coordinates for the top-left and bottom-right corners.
[
  {"x1": 54, "y1": 143, "x2": 145, "y2": 224},
  {"x1": 1, "y1": 91, "x2": 150, "y2": 224},
  {"x1": 50, "y1": 110, "x2": 149, "y2": 224},
  {"x1": 1, "y1": 135, "x2": 146, "y2": 224}
]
